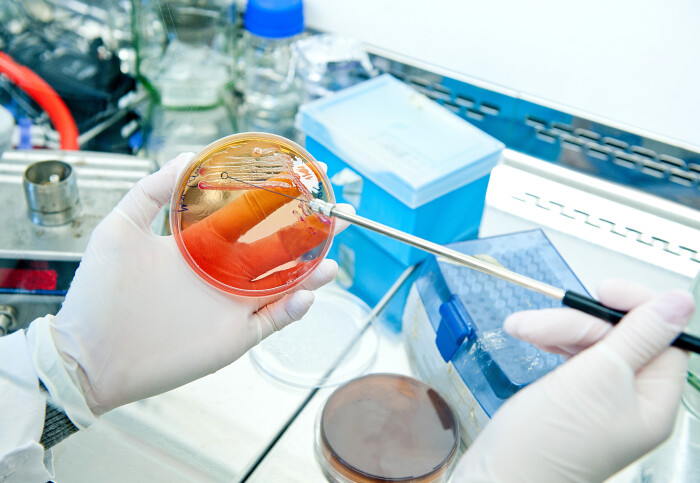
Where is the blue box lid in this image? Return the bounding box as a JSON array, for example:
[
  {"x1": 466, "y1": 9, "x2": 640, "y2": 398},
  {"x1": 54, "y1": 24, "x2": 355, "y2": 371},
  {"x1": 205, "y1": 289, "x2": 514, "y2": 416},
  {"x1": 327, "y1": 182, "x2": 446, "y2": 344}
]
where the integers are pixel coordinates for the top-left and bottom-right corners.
[
  {"x1": 414, "y1": 229, "x2": 589, "y2": 417},
  {"x1": 296, "y1": 74, "x2": 504, "y2": 208}
]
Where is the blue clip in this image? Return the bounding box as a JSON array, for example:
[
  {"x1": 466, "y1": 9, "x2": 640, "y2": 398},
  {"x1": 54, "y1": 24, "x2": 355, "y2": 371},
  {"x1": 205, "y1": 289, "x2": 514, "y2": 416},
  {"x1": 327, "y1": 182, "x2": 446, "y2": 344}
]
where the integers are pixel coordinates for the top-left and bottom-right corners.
[{"x1": 436, "y1": 295, "x2": 474, "y2": 362}]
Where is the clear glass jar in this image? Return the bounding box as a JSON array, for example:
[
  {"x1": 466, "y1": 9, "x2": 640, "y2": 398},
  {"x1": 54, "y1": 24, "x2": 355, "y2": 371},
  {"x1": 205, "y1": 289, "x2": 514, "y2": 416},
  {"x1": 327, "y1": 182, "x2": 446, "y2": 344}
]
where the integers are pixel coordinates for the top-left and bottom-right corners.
[
  {"x1": 238, "y1": 0, "x2": 304, "y2": 138},
  {"x1": 132, "y1": 0, "x2": 237, "y2": 108},
  {"x1": 144, "y1": 104, "x2": 236, "y2": 167},
  {"x1": 242, "y1": 31, "x2": 302, "y2": 113}
]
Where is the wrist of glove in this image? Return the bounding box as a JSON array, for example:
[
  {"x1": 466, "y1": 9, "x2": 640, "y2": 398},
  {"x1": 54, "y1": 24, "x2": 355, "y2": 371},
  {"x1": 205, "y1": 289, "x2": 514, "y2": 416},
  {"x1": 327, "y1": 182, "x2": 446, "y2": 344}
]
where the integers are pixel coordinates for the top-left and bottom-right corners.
[
  {"x1": 452, "y1": 279, "x2": 695, "y2": 482},
  {"x1": 24, "y1": 153, "x2": 352, "y2": 424}
]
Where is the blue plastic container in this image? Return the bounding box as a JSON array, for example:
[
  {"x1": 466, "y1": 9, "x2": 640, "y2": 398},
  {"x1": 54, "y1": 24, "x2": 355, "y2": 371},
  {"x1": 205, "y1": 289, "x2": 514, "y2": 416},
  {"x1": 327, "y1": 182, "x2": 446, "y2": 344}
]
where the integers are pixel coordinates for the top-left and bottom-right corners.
[
  {"x1": 296, "y1": 74, "x2": 504, "y2": 266},
  {"x1": 403, "y1": 230, "x2": 589, "y2": 442}
]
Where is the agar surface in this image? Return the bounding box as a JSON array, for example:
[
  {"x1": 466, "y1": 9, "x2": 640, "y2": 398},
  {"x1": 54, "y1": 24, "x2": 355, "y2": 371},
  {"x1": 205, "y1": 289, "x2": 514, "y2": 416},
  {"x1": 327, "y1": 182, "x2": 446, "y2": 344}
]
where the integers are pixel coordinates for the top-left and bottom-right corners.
[
  {"x1": 198, "y1": 143, "x2": 294, "y2": 191},
  {"x1": 174, "y1": 139, "x2": 333, "y2": 293}
]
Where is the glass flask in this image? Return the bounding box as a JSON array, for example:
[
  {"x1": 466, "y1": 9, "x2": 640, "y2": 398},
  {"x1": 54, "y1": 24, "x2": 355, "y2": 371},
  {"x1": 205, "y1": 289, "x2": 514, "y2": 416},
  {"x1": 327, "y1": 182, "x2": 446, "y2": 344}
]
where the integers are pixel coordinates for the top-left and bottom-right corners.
[
  {"x1": 132, "y1": 0, "x2": 238, "y2": 164},
  {"x1": 132, "y1": 0, "x2": 236, "y2": 108},
  {"x1": 293, "y1": 33, "x2": 377, "y2": 104}
]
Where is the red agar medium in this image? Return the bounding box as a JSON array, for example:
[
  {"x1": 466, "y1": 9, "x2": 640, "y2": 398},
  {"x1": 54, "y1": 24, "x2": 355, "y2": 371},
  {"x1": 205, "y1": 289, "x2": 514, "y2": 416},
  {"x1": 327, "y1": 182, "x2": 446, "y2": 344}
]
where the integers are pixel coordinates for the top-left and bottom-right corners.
[{"x1": 170, "y1": 133, "x2": 336, "y2": 297}]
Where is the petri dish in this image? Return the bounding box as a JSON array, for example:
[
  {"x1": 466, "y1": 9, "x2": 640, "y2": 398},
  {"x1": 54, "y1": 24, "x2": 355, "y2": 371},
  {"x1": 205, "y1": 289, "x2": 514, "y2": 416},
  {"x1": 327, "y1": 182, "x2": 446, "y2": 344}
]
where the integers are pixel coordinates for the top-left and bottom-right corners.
[
  {"x1": 316, "y1": 373, "x2": 459, "y2": 482},
  {"x1": 170, "y1": 132, "x2": 336, "y2": 297},
  {"x1": 249, "y1": 283, "x2": 379, "y2": 388}
]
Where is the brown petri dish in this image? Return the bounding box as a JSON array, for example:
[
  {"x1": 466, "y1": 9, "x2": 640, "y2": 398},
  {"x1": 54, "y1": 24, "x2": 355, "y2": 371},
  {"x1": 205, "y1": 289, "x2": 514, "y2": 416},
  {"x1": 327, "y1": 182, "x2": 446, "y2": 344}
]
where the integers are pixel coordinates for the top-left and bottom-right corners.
[{"x1": 316, "y1": 373, "x2": 459, "y2": 482}]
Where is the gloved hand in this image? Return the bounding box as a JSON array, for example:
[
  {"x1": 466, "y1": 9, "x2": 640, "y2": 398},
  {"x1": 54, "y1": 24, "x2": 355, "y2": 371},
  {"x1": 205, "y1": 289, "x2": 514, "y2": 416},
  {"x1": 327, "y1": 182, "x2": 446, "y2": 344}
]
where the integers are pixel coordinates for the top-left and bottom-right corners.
[
  {"x1": 452, "y1": 279, "x2": 695, "y2": 482},
  {"x1": 25, "y1": 153, "x2": 353, "y2": 426}
]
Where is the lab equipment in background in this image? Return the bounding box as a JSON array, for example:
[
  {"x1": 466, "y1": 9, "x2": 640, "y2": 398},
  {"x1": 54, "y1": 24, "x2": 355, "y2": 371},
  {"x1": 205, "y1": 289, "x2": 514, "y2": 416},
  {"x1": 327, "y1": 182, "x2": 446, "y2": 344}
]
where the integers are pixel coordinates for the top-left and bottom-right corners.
[
  {"x1": 0, "y1": 149, "x2": 156, "y2": 336},
  {"x1": 23, "y1": 160, "x2": 81, "y2": 226},
  {"x1": 133, "y1": 0, "x2": 236, "y2": 108},
  {"x1": 238, "y1": 0, "x2": 304, "y2": 140},
  {"x1": 0, "y1": 51, "x2": 79, "y2": 150},
  {"x1": 402, "y1": 230, "x2": 586, "y2": 445},
  {"x1": 688, "y1": 273, "x2": 700, "y2": 402},
  {"x1": 0, "y1": 0, "x2": 136, "y2": 153},
  {"x1": 315, "y1": 373, "x2": 459, "y2": 482},
  {"x1": 170, "y1": 132, "x2": 335, "y2": 297},
  {"x1": 145, "y1": 104, "x2": 235, "y2": 167},
  {"x1": 133, "y1": 0, "x2": 237, "y2": 165},
  {"x1": 296, "y1": 74, "x2": 503, "y2": 329},
  {"x1": 293, "y1": 33, "x2": 377, "y2": 104},
  {"x1": 0, "y1": 105, "x2": 14, "y2": 154},
  {"x1": 250, "y1": 282, "x2": 379, "y2": 388}
]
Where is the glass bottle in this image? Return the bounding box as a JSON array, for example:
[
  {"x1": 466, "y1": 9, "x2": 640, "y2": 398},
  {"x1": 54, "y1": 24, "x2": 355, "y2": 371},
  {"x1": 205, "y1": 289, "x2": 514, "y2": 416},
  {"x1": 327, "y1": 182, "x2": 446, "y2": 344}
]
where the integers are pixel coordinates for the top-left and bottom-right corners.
[
  {"x1": 132, "y1": 0, "x2": 237, "y2": 166},
  {"x1": 238, "y1": 0, "x2": 304, "y2": 140}
]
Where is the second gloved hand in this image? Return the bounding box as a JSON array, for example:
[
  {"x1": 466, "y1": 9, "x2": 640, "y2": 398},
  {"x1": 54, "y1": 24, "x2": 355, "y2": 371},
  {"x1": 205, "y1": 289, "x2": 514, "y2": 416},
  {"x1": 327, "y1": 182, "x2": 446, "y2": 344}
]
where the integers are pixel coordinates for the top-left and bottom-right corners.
[
  {"x1": 26, "y1": 153, "x2": 354, "y2": 425},
  {"x1": 452, "y1": 280, "x2": 695, "y2": 482}
]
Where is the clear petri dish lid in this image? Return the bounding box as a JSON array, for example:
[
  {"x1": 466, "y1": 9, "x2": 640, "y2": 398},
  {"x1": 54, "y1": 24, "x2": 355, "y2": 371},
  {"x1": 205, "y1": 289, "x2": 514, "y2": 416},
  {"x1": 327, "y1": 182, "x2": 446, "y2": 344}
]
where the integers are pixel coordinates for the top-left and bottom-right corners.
[
  {"x1": 249, "y1": 283, "x2": 379, "y2": 388},
  {"x1": 170, "y1": 132, "x2": 336, "y2": 297}
]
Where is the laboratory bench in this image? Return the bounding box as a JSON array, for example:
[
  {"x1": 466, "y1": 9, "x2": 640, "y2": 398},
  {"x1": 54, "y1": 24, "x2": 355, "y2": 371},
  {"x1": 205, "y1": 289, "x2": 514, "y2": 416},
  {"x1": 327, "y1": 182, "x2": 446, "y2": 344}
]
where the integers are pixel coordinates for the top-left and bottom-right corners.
[{"x1": 46, "y1": 148, "x2": 700, "y2": 482}]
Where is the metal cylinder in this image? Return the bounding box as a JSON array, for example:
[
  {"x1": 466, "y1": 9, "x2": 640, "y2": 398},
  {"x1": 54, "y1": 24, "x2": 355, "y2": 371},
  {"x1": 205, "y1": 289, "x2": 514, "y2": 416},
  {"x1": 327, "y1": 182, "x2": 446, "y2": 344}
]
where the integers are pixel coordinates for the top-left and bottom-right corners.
[
  {"x1": 0, "y1": 305, "x2": 17, "y2": 336},
  {"x1": 23, "y1": 160, "x2": 81, "y2": 226}
]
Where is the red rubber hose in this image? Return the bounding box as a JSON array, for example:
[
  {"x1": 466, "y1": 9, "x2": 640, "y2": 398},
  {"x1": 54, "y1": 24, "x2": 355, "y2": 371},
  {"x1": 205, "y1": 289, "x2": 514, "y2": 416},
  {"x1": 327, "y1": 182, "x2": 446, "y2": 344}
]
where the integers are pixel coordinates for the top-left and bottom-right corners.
[{"x1": 0, "y1": 51, "x2": 80, "y2": 150}]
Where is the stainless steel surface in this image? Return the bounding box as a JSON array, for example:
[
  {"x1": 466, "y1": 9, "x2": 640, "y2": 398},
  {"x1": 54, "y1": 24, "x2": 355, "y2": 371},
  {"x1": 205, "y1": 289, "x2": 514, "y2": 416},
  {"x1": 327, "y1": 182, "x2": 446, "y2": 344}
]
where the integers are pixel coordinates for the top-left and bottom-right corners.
[
  {"x1": 368, "y1": 54, "x2": 700, "y2": 210},
  {"x1": 23, "y1": 160, "x2": 81, "y2": 226},
  {"x1": 0, "y1": 294, "x2": 64, "y2": 333},
  {"x1": 1, "y1": 150, "x2": 155, "y2": 335},
  {"x1": 0, "y1": 305, "x2": 16, "y2": 336},
  {"x1": 311, "y1": 198, "x2": 566, "y2": 300},
  {"x1": 0, "y1": 149, "x2": 156, "y2": 261}
]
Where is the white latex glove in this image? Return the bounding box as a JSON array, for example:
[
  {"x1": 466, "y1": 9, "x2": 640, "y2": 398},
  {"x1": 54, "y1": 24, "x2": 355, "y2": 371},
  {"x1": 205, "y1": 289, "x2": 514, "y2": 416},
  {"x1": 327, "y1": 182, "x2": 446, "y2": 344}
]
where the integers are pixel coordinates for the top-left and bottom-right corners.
[
  {"x1": 25, "y1": 153, "x2": 353, "y2": 426},
  {"x1": 452, "y1": 279, "x2": 695, "y2": 482}
]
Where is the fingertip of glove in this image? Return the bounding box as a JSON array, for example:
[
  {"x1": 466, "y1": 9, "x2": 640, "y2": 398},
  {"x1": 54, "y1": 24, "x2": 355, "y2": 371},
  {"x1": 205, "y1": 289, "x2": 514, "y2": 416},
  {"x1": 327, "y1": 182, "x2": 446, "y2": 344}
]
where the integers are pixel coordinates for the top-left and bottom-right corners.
[
  {"x1": 287, "y1": 290, "x2": 315, "y2": 321},
  {"x1": 317, "y1": 258, "x2": 338, "y2": 281},
  {"x1": 503, "y1": 312, "x2": 526, "y2": 337},
  {"x1": 649, "y1": 291, "x2": 695, "y2": 328},
  {"x1": 163, "y1": 152, "x2": 195, "y2": 175}
]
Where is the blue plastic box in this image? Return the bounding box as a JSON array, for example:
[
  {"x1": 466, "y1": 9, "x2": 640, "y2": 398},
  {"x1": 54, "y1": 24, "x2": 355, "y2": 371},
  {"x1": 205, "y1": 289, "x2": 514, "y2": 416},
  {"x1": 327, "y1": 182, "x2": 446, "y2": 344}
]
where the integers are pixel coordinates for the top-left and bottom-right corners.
[
  {"x1": 296, "y1": 74, "x2": 504, "y2": 265},
  {"x1": 405, "y1": 230, "x2": 589, "y2": 426}
]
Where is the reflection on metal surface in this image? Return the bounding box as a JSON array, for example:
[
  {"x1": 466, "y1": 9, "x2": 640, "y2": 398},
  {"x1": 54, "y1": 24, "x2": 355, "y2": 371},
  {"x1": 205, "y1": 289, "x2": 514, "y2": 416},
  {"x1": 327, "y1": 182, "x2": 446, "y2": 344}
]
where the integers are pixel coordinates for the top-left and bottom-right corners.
[
  {"x1": 367, "y1": 54, "x2": 700, "y2": 211},
  {"x1": 0, "y1": 149, "x2": 156, "y2": 260}
]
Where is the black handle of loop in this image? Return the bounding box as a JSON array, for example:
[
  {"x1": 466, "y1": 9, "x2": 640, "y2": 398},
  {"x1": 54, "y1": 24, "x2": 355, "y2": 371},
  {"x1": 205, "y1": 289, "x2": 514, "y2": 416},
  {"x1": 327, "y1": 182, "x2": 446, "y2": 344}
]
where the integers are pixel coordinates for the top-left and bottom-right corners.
[{"x1": 563, "y1": 291, "x2": 700, "y2": 355}]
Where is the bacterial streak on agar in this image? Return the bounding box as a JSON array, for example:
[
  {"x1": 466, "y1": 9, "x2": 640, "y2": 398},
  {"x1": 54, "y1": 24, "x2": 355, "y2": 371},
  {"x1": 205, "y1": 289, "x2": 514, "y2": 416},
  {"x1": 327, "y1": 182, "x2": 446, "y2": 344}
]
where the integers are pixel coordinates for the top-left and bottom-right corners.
[{"x1": 170, "y1": 133, "x2": 336, "y2": 297}]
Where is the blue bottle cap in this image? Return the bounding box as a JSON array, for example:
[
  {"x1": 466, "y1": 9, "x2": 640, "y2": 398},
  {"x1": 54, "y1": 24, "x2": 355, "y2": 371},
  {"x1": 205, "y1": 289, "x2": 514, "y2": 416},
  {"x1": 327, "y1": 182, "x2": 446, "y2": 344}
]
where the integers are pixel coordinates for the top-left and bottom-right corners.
[{"x1": 244, "y1": 0, "x2": 304, "y2": 39}]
